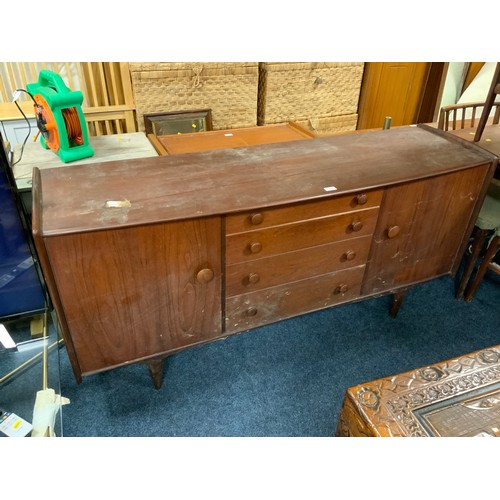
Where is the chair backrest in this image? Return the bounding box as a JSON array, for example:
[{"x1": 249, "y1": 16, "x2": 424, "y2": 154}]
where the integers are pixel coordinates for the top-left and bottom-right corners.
[
  {"x1": 474, "y1": 62, "x2": 500, "y2": 142},
  {"x1": 437, "y1": 101, "x2": 500, "y2": 131}
]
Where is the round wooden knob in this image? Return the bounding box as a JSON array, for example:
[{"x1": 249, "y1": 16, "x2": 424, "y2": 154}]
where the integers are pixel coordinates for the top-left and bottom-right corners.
[
  {"x1": 246, "y1": 307, "x2": 258, "y2": 317},
  {"x1": 350, "y1": 221, "x2": 363, "y2": 232},
  {"x1": 344, "y1": 250, "x2": 356, "y2": 261},
  {"x1": 196, "y1": 268, "x2": 214, "y2": 283},
  {"x1": 247, "y1": 272, "x2": 260, "y2": 284},
  {"x1": 387, "y1": 225, "x2": 401, "y2": 239},
  {"x1": 356, "y1": 193, "x2": 368, "y2": 205},
  {"x1": 334, "y1": 284, "x2": 349, "y2": 295},
  {"x1": 249, "y1": 242, "x2": 262, "y2": 254},
  {"x1": 249, "y1": 213, "x2": 264, "y2": 225}
]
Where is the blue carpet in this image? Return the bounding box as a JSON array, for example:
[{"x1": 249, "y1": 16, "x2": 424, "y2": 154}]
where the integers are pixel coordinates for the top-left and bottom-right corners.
[{"x1": 58, "y1": 271, "x2": 500, "y2": 437}]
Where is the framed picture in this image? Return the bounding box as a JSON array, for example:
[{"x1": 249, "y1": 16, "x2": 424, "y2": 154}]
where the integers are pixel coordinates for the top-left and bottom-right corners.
[{"x1": 144, "y1": 109, "x2": 213, "y2": 136}]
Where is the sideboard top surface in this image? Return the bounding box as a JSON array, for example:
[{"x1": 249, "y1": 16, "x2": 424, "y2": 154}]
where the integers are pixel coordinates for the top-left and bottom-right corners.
[{"x1": 33, "y1": 125, "x2": 496, "y2": 236}]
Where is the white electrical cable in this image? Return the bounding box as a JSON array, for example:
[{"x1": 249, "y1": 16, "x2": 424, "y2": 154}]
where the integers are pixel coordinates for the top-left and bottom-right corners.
[{"x1": 10, "y1": 88, "x2": 35, "y2": 167}]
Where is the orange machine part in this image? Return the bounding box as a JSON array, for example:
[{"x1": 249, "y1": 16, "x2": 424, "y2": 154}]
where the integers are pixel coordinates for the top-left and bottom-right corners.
[
  {"x1": 34, "y1": 94, "x2": 60, "y2": 152},
  {"x1": 62, "y1": 107, "x2": 84, "y2": 145}
]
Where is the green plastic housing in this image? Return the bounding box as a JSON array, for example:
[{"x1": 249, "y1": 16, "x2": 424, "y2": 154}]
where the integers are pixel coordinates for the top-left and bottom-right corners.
[{"x1": 26, "y1": 70, "x2": 94, "y2": 163}]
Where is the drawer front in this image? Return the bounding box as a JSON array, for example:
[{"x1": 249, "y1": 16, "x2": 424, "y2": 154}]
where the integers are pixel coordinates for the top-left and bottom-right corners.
[
  {"x1": 226, "y1": 235, "x2": 372, "y2": 297},
  {"x1": 226, "y1": 189, "x2": 383, "y2": 234},
  {"x1": 226, "y1": 207, "x2": 379, "y2": 264},
  {"x1": 225, "y1": 265, "x2": 365, "y2": 333}
]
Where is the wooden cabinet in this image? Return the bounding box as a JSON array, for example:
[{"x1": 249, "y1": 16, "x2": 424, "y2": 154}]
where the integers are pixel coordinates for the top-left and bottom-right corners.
[{"x1": 32, "y1": 125, "x2": 497, "y2": 388}]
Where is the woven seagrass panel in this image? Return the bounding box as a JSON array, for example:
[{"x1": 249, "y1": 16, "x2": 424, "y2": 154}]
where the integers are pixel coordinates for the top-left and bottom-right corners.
[
  {"x1": 294, "y1": 114, "x2": 359, "y2": 136},
  {"x1": 129, "y1": 62, "x2": 259, "y2": 132},
  {"x1": 258, "y1": 62, "x2": 365, "y2": 125}
]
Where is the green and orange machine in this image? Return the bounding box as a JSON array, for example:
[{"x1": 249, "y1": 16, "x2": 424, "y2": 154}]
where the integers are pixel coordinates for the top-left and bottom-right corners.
[{"x1": 26, "y1": 70, "x2": 94, "y2": 163}]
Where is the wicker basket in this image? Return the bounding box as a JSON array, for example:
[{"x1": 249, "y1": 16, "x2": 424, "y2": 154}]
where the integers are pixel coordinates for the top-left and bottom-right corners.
[
  {"x1": 294, "y1": 114, "x2": 359, "y2": 136},
  {"x1": 130, "y1": 62, "x2": 259, "y2": 132},
  {"x1": 257, "y1": 62, "x2": 364, "y2": 125}
]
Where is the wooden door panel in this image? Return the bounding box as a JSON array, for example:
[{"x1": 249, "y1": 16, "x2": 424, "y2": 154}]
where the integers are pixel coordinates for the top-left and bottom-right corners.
[
  {"x1": 357, "y1": 62, "x2": 430, "y2": 129},
  {"x1": 362, "y1": 166, "x2": 488, "y2": 294},
  {"x1": 45, "y1": 218, "x2": 222, "y2": 373}
]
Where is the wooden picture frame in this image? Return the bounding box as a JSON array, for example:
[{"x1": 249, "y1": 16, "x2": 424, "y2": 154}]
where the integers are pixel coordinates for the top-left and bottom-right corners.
[{"x1": 144, "y1": 109, "x2": 213, "y2": 136}]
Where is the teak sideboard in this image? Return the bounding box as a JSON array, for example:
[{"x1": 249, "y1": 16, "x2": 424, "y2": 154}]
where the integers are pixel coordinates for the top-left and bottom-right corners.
[{"x1": 32, "y1": 125, "x2": 498, "y2": 388}]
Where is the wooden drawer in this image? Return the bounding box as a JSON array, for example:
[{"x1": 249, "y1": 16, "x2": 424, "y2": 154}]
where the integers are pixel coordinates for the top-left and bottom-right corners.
[
  {"x1": 226, "y1": 190, "x2": 383, "y2": 234},
  {"x1": 225, "y1": 265, "x2": 365, "y2": 333},
  {"x1": 226, "y1": 207, "x2": 379, "y2": 265},
  {"x1": 226, "y1": 235, "x2": 372, "y2": 297}
]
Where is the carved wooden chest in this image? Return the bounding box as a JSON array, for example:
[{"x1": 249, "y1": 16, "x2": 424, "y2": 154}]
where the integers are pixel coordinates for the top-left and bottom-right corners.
[{"x1": 336, "y1": 345, "x2": 500, "y2": 437}]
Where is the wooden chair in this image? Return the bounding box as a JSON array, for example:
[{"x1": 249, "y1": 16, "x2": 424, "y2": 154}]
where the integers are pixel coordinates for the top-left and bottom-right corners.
[
  {"x1": 437, "y1": 94, "x2": 500, "y2": 301},
  {"x1": 474, "y1": 62, "x2": 500, "y2": 141},
  {"x1": 455, "y1": 181, "x2": 500, "y2": 301},
  {"x1": 437, "y1": 101, "x2": 500, "y2": 131}
]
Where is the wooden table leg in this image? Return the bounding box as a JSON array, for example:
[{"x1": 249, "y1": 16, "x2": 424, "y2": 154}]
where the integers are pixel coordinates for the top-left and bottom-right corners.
[
  {"x1": 146, "y1": 358, "x2": 164, "y2": 390},
  {"x1": 390, "y1": 289, "x2": 407, "y2": 318}
]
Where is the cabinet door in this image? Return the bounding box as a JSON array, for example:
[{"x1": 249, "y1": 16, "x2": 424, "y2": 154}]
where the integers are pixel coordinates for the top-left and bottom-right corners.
[
  {"x1": 362, "y1": 166, "x2": 488, "y2": 295},
  {"x1": 45, "y1": 217, "x2": 222, "y2": 374}
]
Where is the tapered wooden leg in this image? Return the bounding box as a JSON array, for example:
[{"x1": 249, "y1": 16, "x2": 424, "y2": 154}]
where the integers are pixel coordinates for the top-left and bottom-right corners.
[
  {"x1": 456, "y1": 227, "x2": 489, "y2": 299},
  {"x1": 390, "y1": 290, "x2": 407, "y2": 318},
  {"x1": 464, "y1": 235, "x2": 500, "y2": 302},
  {"x1": 146, "y1": 358, "x2": 164, "y2": 389}
]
